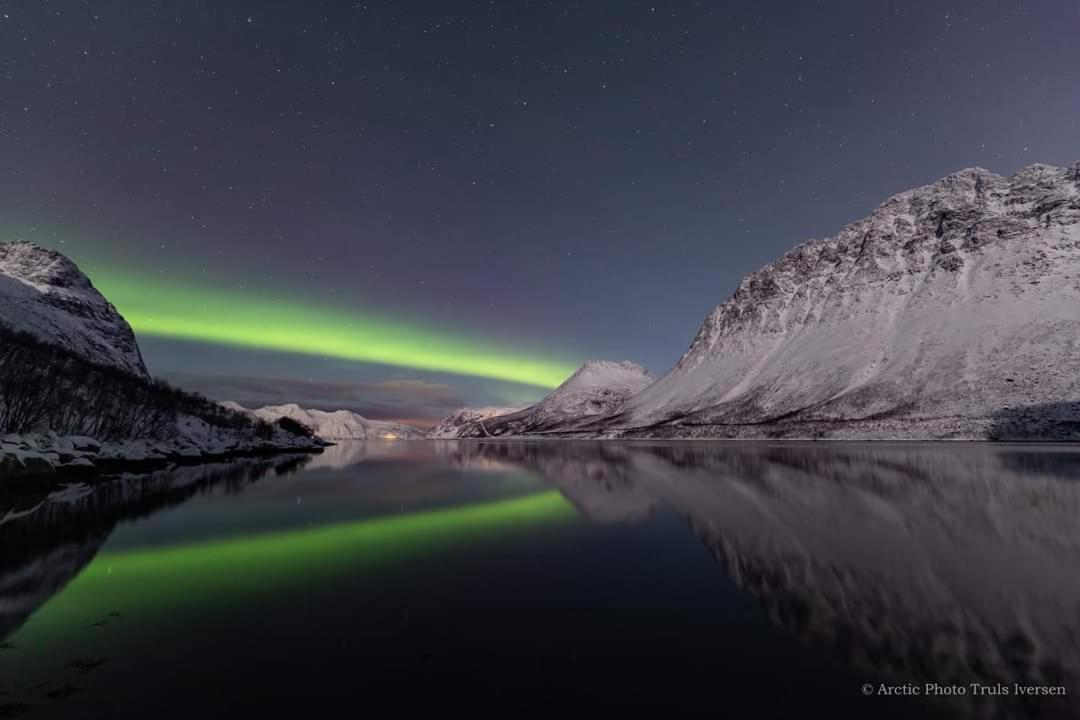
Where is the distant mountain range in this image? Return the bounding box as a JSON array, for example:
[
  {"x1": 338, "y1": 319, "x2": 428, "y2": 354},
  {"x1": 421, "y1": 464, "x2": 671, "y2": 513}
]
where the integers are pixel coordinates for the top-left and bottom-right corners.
[
  {"x1": 432, "y1": 162, "x2": 1080, "y2": 440},
  {"x1": 223, "y1": 402, "x2": 424, "y2": 441}
]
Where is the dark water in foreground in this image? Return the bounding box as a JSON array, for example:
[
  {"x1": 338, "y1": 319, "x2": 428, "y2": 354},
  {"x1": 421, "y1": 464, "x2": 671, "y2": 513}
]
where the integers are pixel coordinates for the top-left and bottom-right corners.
[{"x1": 2, "y1": 441, "x2": 1079, "y2": 718}]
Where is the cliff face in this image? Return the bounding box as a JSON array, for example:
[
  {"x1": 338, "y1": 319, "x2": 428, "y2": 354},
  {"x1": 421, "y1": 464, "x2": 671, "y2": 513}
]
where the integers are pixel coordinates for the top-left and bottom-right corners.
[
  {"x1": 617, "y1": 163, "x2": 1080, "y2": 439},
  {"x1": 0, "y1": 241, "x2": 147, "y2": 377}
]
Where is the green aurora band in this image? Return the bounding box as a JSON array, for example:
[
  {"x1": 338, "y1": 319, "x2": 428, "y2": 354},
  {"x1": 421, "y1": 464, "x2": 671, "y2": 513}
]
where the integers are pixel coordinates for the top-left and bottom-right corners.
[
  {"x1": 86, "y1": 269, "x2": 579, "y2": 388},
  {"x1": 6, "y1": 492, "x2": 577, "y2": 648}
]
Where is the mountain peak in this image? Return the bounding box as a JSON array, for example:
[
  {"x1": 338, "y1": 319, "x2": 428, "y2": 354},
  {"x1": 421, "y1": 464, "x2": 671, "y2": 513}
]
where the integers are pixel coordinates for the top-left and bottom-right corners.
[
  {"x1": 560, "y1": 360, "x2": 652, "y2": 389},
  {"x1": 0, "y1": 241, "x2": 93, "y2": 290},
  {"x1": 430, "y1": 359, "x2": 654, "y2": 438},
  {"x1": 1013, "y1": 162, "x2": 1066, "y2": 178},
  {"x1": 547, "y1": 360, "x2": 653, "y2": 409},
  {"x1": 0, "y1": 241, "x2": 148, "y2": 376}
]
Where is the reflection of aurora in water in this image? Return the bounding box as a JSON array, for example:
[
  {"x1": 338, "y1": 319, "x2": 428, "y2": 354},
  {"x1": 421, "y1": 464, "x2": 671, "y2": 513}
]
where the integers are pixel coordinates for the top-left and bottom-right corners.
[
  {"x1": 7, "y1": 491, "x2": 575, "y2": 646},
  {"x1": 86, "y1": 269, "x2": 578, "y2": 388}
]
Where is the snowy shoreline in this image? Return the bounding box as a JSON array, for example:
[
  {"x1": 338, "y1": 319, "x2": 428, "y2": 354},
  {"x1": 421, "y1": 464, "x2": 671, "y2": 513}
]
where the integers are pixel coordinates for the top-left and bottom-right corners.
[{"x1": 0, "y1": 431, "x2": 325, "y2": 480}]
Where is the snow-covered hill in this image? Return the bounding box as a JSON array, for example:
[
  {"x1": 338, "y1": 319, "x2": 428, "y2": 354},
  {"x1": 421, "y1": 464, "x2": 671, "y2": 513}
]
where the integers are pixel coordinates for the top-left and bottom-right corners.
[
  {"x1": 226, "y1": 402, "x2": 424, "y2": 440},
  {"x1": 0, "y1": 241, "x2": 148, "y2": 376},
  {"x1": 609, "y1": 162, "x2": 1080, "y2": 439},
  {"x1": 426, "y1": 405, "x2": 530, "y2": 439},
  {"x1": 433, "y1": 361, "x2": 654, "y2": 438}
]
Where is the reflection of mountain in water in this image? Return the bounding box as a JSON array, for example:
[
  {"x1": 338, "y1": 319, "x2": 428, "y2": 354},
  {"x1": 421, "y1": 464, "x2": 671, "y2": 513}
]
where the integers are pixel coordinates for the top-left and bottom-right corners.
[
  {"x1": 451, "y1": 441, "x2": 1080, "y2": 720},
  {"x1": 6, "y1": 440, "x2": 1080, "y2": 719},
  {"x1": 435, "y1": 441, "x2": 657, "y2": 521},
  {"x1": 0, "y1": 455, "x2": 310, "y2": 640},
  {"x1": 304, "y1": 439, "x2": 454, "y2": 470}
]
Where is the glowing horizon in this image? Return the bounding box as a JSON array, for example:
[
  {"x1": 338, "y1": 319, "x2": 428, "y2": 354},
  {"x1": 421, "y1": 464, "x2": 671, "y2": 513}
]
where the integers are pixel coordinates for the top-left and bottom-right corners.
[{"x1": 85, "y1": 268, "x2": 579, "y2": 389}]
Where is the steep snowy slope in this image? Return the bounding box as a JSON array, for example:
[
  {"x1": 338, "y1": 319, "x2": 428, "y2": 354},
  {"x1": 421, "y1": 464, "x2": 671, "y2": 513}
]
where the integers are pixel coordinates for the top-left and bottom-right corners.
[
  {"x1": 613, "y1": 162, "x2": 1080, "y2": 439},
  {"x1": 438, "y1": 361, "x2": 654, "y2": 438},
  {"x1": 0, "y1": 241, "x2": 147, "y2": 376},
  {"x1": 230, "y1": 402, "x2": 424, "y2": 440}
]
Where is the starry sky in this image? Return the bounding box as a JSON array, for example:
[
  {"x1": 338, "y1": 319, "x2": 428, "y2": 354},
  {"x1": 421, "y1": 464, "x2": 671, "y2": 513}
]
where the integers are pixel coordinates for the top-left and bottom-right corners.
[{"x1": 1, "y1": 1, "x2": 1078, "y2": 424}]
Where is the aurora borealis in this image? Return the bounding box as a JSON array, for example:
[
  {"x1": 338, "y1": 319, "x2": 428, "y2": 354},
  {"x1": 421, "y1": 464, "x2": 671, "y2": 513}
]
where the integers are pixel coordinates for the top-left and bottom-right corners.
[{"x1": 88, "y1": 267, "x2": 578, "y2": 389}]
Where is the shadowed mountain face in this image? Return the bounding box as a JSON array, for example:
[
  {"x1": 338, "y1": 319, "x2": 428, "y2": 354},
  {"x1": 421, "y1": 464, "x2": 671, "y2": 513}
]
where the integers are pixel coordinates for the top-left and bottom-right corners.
[
  {"x1": 991, "y1": 402, "x2": 1080, "y2": 441},
  {"x1": 444, "y1": 441, "x2": 1080, "y2": 719}
]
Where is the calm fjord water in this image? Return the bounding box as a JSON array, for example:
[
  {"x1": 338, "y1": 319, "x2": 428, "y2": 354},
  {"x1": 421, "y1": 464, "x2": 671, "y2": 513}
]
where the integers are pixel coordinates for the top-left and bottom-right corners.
[{"x1": 2, "y1": 441, "x2": 1079, "y2": 718}]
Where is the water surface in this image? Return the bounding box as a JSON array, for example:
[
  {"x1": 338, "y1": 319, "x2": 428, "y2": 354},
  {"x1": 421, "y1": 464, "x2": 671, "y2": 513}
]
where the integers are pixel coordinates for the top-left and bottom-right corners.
[{"x1": 2, "y1": 441, "x2": 1079, "y2": 718}]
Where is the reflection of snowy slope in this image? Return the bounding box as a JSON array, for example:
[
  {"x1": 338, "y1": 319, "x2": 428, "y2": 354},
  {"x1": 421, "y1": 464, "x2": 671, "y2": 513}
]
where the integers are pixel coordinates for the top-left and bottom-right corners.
[
  {"x1": 451, "y1": 442, "x2": 656, "y2": 522},
  {"x1": 0, "y1": 241, "x2": 147, "y2": 376},
  {"x1": 455, "y1": 442, "x2": 1080, "y2": 718},
  {"x1": 0, "y1": 540, "x2": 104, "y2": 641}
]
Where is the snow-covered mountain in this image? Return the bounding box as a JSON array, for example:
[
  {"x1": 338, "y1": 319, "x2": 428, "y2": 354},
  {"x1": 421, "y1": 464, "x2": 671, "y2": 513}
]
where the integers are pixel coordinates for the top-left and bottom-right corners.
[
  {"x1": 0, "y1": 241, "x2": 148, "y2": 376},
  {"x1": 432, "y1": 361, "x2": 654, "y2": 438},
  {"x1": 607, "y1": 162, "x2": 1080, "y2": 440},
  {"x1": 426, "y1": 405, "x2": 530, "y2": 439},
  {"x1": 226, "y1": 402, "x2": 424, "y2": 440}
]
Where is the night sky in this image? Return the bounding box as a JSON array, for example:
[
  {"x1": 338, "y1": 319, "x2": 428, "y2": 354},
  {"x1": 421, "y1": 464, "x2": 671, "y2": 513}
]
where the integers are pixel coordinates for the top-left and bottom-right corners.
[{"x1": 2, "y1": 1, "x2": 1078, "y2": 424}]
